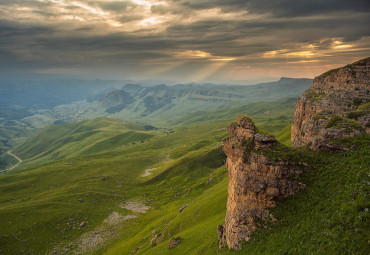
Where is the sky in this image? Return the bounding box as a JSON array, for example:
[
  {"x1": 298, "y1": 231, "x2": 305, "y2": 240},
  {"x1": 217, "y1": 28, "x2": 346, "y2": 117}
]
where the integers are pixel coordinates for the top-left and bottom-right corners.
[{"x1": 0, "y1": 0, "x2": 369, "y2": 84}]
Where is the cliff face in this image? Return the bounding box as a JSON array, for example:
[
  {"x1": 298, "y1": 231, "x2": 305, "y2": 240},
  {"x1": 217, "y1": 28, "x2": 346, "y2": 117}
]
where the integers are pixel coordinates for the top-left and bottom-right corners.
[
  {"x1": 220, "y1": 58, "x2": 369, "y2": 251},
  {"x1": 291, "y1": 57, "x2": 370, "y2": 150},
  {"x1": 220, "y1": 116, "x2": 304, "y2": 250}
]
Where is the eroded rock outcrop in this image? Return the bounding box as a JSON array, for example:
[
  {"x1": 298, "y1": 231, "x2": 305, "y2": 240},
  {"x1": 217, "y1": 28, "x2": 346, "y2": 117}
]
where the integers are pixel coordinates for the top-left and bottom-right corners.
[
  {"x1": 292, "y1": 57, "x2": 370, "y2": 150},
  {"x1": 168, "y1": 237, "x2": 182, "y2": 249},
  {"x1": 220, "y1": 116, "x2": 304, "y2": 250},
  {"x1": 219, "y1": 58, "x2": 369, "y2": 251}
]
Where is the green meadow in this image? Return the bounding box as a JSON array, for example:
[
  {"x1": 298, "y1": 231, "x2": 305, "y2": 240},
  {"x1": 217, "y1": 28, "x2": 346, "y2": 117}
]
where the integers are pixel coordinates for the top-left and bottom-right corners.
[{"x1": 0, "y1": 99, "x2": 368, "y2": 255}]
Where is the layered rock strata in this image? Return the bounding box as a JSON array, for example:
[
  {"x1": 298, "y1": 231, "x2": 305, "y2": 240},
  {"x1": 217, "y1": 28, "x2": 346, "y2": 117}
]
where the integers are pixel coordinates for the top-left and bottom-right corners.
[
  {"x1": 220, "y1": 58, "x2": 369, "y2": 251},
  {"x1": 220, "y1": 116, "x2": 303, "y2": 250},
  {"x1": 292, "y1": 57, "x2": 370, "y2": 150}
]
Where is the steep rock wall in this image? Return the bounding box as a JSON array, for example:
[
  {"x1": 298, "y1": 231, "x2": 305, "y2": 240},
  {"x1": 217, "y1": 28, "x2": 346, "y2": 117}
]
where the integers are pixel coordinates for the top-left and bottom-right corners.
[
  {"x1": 220, "y1": 116, "x2": 304, "y2": 250},
  {"x1": 219, "y1": 58, "x2": 369, "y2": 251},
  {"x1": 291, "y1": 57, "x2": 370, "y2": 150}
]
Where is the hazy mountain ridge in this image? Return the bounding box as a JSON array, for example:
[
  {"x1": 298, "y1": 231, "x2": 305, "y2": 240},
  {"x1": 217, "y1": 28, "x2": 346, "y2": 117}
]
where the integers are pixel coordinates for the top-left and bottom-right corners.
[
  {"x1": 0, "y1": 79, "x2": 123, "y2": 109},
  {"x1": 89, "y1": 78, "x2": 312, "y2": 121},
  {"x1": 0, "y1": 78, "x2": 312, "y2": 158}
]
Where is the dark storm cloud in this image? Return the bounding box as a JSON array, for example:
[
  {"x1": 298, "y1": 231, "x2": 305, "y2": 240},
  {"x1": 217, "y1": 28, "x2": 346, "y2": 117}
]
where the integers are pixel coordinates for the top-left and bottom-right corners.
[
  {"x1": 179, "y1": 0, "x2": 370, "y2": 16},
  {"x1": 0, "y1": 0, "x2": 369, "y2": 81},
  {"x1": 165, "y1": 12, "x2": 370, "y2": 52}
]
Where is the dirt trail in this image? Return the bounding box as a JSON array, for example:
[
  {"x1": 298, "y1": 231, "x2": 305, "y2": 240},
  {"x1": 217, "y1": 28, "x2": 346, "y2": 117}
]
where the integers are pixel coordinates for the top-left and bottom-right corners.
[{"x1": 6, "y1": 150, "x2": 22, "y2": 170}]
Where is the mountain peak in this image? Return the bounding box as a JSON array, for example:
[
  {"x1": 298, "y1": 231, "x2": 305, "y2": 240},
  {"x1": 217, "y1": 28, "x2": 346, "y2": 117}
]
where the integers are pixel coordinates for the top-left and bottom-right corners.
[{"x1": 278, "y1": 77, "x2": 292, "y2": 81}]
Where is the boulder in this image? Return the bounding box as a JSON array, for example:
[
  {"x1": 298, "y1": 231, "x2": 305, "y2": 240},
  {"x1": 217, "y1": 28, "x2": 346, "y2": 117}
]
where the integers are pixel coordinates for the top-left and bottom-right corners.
[{"x1": 168, "y1": 237, "x2": 182, "y2": 249}]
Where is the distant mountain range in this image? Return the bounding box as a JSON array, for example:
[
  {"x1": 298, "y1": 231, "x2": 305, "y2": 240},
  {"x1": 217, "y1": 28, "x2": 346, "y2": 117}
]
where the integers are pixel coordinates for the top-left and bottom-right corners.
[
  {"x1": 86, "y1": 77, "x2": 312, "y2": 120},
  {"x1": 0, "y1": 77, "x2": 312, "y2": 157}
]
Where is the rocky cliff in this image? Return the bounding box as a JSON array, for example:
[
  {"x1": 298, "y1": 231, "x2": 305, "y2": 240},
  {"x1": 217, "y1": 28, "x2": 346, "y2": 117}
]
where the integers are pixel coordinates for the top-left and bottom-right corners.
[
  {"x1": 219, "y1": 116, "x2": 305, "y2": 250},
  {"x1": 291, "y1": 57, "x2": 370, "y2": 150},
  {"x1": 219, "y1": 58, "x2": 369, "y2": 251}
]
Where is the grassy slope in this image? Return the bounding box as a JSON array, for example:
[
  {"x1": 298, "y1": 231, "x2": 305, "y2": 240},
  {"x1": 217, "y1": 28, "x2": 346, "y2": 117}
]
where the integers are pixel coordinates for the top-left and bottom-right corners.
[
  {"x1": 104, "y1": 136, "x2": 369, "y2": 255},
  {"x1": 0, "y1": 120, "x2": 229, "y2": 254},
  {"x1": 12, "y1": 117, "x2": 157, "y2": 168},
  {"x1": 276, "y1": 124, "x2": 292, "y2": 146},
  {"x1": 224, "y1": 135, "x2": 369, "y2": 254},
  {"x1": 0, "y1": 79, "x2": 312, "y2": 167},
  {"x1": 0, "y1": 97, "x2": 296, "y2": 169},
  {"x1": 0, "y1": 105, "x2": 368, "y2": 255},
  {"x1": 168, "y1": 98, "x2": 296, "y2": 134},
  {"x1": 7, "y1": 98, "x2": 295, "y2": 170}
]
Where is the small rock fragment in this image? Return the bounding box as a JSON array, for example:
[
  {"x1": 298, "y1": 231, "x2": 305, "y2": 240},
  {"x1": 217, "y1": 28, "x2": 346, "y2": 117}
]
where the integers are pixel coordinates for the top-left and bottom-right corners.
[
  {"x1": 168, "y1": 237, "x2": 182, "y2": 249},
  {"x1": 179, "y1": 204, "x2": 189, "y2": 213}
]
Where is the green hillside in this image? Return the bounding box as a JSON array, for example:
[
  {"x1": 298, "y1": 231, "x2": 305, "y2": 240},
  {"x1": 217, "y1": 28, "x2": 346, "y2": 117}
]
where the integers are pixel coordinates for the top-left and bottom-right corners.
[
  {"x1": 169, "y1": 98, "x2": 296, "y2": 134},
  {"x1": 12, "y1": 117, "x2": 157, "y2": 168},
  {"x1": 105, "y1": 135, "x2": 369, "y2": 255},
  {"x1": 276, "y1": 124, "x2": 292, "y2": 146},
  {"x1": 0, "y1": 120, "x2": 229, "y2": 254},
  {"x1": 0, "y1": 103, "x2": 368, "y2": 254},
  {"x1": 3, "y1": 98, "x2": 296, "y2": 171}
]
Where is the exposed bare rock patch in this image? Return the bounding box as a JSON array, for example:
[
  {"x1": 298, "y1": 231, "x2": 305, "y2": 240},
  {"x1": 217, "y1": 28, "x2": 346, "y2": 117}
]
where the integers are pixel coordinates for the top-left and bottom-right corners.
[
  {"x1": 73, "y1": 211, "x2": 138, "y2": 254},
  {"x1": 104, "y1": 212, "x2": 137, "y2": 225},
  {"x1": 168, "y1": 237, "x2": 182, "y2": 249},
  {"x1": 142, "y1": 167, "x2": 158, "y2": 177},
  {"x1": 120, "y1": 200, "x2": 150, "y2": 213},
  {"x1": 49, "y1": 212, "x2": 137, "y2": 255}
]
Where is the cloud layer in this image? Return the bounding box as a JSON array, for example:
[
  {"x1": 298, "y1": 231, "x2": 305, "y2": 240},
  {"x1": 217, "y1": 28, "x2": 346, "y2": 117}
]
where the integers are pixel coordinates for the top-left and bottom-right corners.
[{"x1": 0, "y1": 0, "x2": 369, "y2": 83}]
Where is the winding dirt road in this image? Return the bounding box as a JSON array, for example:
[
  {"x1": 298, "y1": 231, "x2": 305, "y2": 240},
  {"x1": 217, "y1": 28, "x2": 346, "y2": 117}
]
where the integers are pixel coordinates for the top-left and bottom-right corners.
[{"x1": 6, "y1": 150, "x2": 22, "y2": 171}]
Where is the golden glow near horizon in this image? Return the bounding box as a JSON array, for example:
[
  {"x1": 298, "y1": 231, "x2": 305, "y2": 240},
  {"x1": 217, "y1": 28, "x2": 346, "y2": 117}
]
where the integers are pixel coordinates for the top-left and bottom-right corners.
[
  {"x1": 262, "y1": 39, "x2": 357, "y2": 62},
  {"x1": 284, "y1": 51, "x2": 314, "y2": 57},
  {"x1": 211, "y1": 58, "x2": 236, "y2": 61},
  {"x1": 332, "y1": 41, "x2": 353, "y2": 49},
  {"x1": 175, "y1": 50, "x2": 236, "y2": 62}
]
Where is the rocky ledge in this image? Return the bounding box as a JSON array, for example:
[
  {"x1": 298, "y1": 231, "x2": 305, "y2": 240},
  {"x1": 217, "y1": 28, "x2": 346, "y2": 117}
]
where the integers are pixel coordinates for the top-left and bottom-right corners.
[
  {"x1": 219, "y1": 116, "x2": 305, "y2": 250},
  {"x1": 291, "y1": 57, "x2": 370, "y2": 151}
]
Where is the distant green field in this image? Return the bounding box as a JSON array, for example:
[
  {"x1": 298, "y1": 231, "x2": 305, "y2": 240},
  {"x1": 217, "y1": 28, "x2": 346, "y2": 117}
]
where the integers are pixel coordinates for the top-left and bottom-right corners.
[
  {"x1": 169, "y1": 98, "x2": 296, "y2": 134},
  {"x1": 11, "y1": 117, "x2": 158, "y2": 168}
]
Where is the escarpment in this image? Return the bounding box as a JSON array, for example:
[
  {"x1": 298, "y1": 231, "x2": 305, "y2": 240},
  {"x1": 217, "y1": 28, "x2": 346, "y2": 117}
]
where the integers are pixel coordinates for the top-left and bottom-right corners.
[
  {"x1": 292, "y1": 57, "x2": 370, "y2": 151},
  {"x1": 219, "y1": 116, "x2": 305, "y2": 250},
  {"x1": 219, "y1": 58, "x2": 369, "y2": 251}
]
